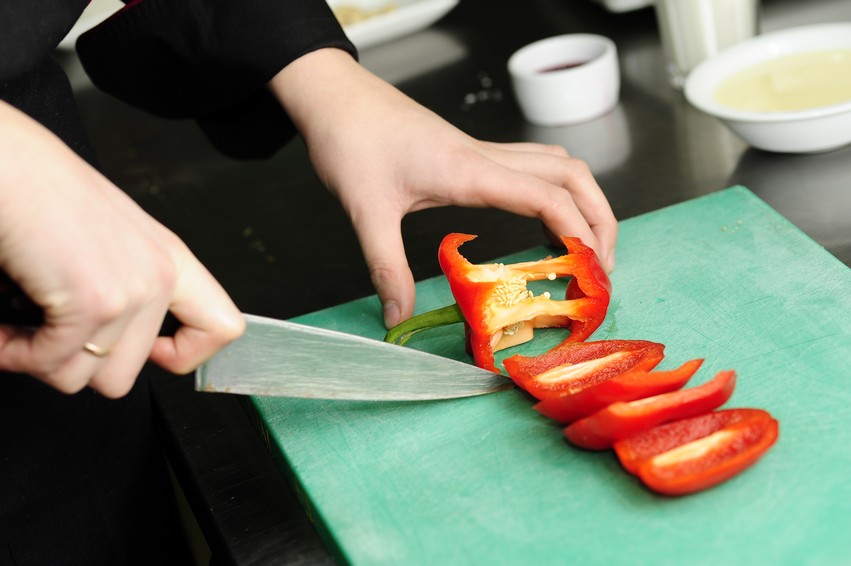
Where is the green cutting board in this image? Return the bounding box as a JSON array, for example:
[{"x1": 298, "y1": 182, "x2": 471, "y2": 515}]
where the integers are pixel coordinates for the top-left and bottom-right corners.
[{"x1": 251, "y1": 187, "x2": 851, "y2": 565}]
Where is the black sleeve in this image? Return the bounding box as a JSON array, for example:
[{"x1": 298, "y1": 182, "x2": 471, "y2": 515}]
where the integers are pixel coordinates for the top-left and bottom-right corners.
[
  {"x1": 0, "y1": 0, "x2": 88, "y2": 84},
  {"x1": 76, "y1": 0, "x2": 357, "y2": 159}
]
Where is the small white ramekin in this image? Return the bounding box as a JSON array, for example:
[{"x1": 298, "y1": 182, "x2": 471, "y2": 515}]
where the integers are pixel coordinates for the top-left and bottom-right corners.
[{"x1": 508, "y1": 34, "x2": 620, "y2": 126}]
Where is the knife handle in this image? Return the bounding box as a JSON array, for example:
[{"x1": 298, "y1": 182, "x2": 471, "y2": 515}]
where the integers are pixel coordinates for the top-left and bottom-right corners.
[{"x1": 0, "y1": 272, "x2": 44, "y2": 326}]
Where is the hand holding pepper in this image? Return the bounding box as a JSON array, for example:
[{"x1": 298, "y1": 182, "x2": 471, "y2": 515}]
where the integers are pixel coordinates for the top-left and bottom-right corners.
[{"x1": 269, "y1": 48, "x2": 618, "y2": 328}]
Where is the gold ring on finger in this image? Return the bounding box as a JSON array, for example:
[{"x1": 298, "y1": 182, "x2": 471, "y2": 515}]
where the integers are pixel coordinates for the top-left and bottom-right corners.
[{"x1": 82, "y1": 342, "x2": 111, "y2": 358}]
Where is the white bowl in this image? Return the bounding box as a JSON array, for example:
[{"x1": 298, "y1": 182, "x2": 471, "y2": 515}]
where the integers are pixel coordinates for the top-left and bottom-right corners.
[
  {"x1": 508, "y1": 34, "x2": 620, "y2": 126},
  {"x1": 684, "y1": 23, "x2": 851, "y2": 153}
]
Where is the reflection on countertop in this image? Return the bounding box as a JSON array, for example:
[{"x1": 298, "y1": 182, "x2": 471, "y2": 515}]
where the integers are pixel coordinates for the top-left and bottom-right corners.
[{"x1": 358, "y1": 29, "x2": 467, "y2": 84}]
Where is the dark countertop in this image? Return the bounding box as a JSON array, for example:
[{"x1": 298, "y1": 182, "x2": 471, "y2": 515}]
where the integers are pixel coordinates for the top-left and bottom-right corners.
[{"x1": 62, "y1": 0, "x2": 851, "y2": 563}]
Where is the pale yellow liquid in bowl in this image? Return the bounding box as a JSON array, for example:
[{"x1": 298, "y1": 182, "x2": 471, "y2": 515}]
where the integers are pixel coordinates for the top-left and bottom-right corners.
[{"x1": 714, "y1": 49, "x2": 851, "y2": 112}]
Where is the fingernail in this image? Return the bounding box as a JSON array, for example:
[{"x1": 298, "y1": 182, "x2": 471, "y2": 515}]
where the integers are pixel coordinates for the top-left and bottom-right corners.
[{"x1": 383, "y1": 301, "x2": 401, "y2": 329}]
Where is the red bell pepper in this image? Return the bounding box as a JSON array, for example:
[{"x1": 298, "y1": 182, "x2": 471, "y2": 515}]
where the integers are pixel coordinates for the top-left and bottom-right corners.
[
  {"x1": 534, "y1": 358, "x2": 704, "y2": 423},
  {"x1": 438, "y1": 233, "x2": 611, "y2": 372},
  {"x1": 613, "y1": 408, "x2": 774, "y2": 474},
  {"x1": 564, "y1": 370, "x2": 737, "y2": 450},
  {"x1": 614, "y1": 408, "x2": 779, "y2": 495},
  {"x1": 503, "y1": 340, "x2": 665, "y2": 401}
]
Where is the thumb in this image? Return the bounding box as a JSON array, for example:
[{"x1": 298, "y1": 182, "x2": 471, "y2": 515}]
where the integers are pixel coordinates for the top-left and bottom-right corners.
[{"x1": 351, "y1": 210, "x2": 416, "y2": 329}]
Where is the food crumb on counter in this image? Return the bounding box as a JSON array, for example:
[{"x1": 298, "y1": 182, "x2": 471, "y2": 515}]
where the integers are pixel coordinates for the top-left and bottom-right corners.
[
  {"x1": 332, "y1": 2, "x2": 398, "y2": 26},
  {"x1": 461, "y1": 72, "x2": 504, "y2": 111}
]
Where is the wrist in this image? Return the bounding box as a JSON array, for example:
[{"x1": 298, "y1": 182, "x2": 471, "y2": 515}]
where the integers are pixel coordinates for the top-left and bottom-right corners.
[
  {"x1": 269, "y1": 48, "x2": 362, "y2": 131},
  {"x1": 268, "y1": 47, "x2": 406, "y2": 145}
]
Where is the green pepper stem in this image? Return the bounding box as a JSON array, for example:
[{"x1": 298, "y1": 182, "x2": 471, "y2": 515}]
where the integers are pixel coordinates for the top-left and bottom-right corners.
[{"x1": 383, "y1": 303, "x2": 465, "y2": 345}]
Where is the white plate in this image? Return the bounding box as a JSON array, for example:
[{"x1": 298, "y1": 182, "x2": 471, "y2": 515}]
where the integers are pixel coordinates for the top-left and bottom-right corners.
[
  {"x1": 327, "y1": 0, "x2": 459, "y2": 50},
  {"x1": 589, "y1": 0, "x2": 653, "y2": 13},
  {"x1": 57, "y1": 0, "x2": 124, "y2": 51}
]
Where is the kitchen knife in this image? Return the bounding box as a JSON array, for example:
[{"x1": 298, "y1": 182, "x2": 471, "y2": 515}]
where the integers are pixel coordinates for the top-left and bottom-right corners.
[
  {"x1": 0, "y1": 275, "x2": 510, "y2": 400},
  {"x1": 196, "y1": 313, "x2": 513, "y2": 401},
  {"x1": 0, "y1": 274, "x2": 512, "y2": 400}
]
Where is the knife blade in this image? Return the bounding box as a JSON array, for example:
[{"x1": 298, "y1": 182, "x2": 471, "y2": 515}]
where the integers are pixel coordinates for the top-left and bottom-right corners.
[{"x1": 195, "y1": 313, "x2": 513, "y2": 401}]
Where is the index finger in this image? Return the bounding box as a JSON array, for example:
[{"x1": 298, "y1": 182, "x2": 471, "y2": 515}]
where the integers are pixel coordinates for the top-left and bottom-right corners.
[
  {"x1": 481, "y1": 144, "x2": 618, "y2": 269},
  {"x1": 450, "y1": 154, "x2": 616, "y2": 270},
  {"x1": 148, "y1": 258, "x2": 245, "y2": 374}
]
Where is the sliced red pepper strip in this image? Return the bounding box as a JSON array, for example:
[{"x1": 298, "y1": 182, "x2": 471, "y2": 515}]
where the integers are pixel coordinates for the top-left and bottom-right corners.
[
  {"x1": 564, "y1": 370, "x2": 737, "y2": 451},
  {"x1": 438, "y1": 233, "x2": 610, "y2": 372},
  {"x1": 534, "y1": 358, "x2": 704, "y2": 423},
  {"x1": 617, "y1": 409, "x2": 779, "y2": 496},
  {"x1": 503, "y1": 340, "x2": 665, "y2": 401},
  {"x1": 613, "y1": 408, "x2": 774, "y2": 475}
]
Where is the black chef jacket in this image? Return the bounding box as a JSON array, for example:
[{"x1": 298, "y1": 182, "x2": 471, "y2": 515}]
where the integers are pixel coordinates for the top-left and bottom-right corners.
[{"x1": 0, "y1": 1, "x2": 354, "y2": 564}]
